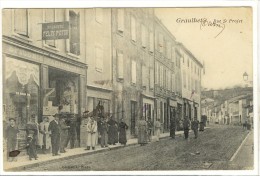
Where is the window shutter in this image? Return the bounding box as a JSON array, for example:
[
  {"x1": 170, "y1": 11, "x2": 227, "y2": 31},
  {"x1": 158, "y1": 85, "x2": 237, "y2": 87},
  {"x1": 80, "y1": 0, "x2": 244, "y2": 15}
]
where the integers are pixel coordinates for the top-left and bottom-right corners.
[
  {"x1": 141, "y1": 25, "x2": 146, "y2": 48},
  {"x1": 159, "y1": 33, "x2": 163, "y2": 53},
  {"x1": 142, "y1": 65, "x2": 146, "y2": 87},
  {"x1": 155, "y1": 62, "x2": 158, "y2": 85},
  {"x1": 131, "y1": 16, "x2": 136, "y2": 42},
  {"x1": 117, "y1": 52, "x2": 124, "y2": 79},
  {"x1": 14, "y1": 9, "x2": 28, "y2": 36},
  {"x1": 150, "y1": 68, "x2": 154, "y2": 89},
  {"x1": 131, "y1": 60, "x2": 136, "y2": 84},
  {"x1": 117, "y1": 9, "x2": 124, "y2": 32},
  {"x1": 149, "y1": 32, "x2": 154, "y2": 53},
  {"x1": 95, "y1": 8, "x2": 103, "y2": 23},
  {"x1": 95, "y1": 46, "x2": 103, "y2": 72},
  {"x1": 69, "y1": 10, "x2": 80, "y2": 55}
]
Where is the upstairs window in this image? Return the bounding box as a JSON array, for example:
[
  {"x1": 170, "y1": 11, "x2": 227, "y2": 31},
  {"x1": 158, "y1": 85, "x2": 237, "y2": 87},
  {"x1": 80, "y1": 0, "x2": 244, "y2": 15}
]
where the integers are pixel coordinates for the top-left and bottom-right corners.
[
  {"x1": 117, "y1": 9, "x2": 124, "y2": 32},
  {"x1": 158, "y1": 33, "x2": 164, "y2": 53},
  {"x1": 141, "y1": 24, "x2": 147, "y2": 48},
  {"x1": 95, "y1": 8, "x2": 103, "y2": 24},
  {"x1": 69, "y1": 10, "x2": 80, "y2": 55},
  {"x1": 95, "y1": 46, "x2": 104, "y2": 72},
  {"x1": 131, "y1": 16, "x2": 136, "y2": 42},
  {"x1": 131, "y1": 60, "x2": 137, "y2": 84},
  {"x1": 14, "y1": 9, "x2": 29, "y2": 37},
  {"x1": 149, "y1": 68, "x2": 154, "y2": 89},
  {"x1": 149, "y1": 31, "x2": 154, "y2": 53},
  {"x1": 117, "y1": 51, "x2": 124, "y2": 79}
]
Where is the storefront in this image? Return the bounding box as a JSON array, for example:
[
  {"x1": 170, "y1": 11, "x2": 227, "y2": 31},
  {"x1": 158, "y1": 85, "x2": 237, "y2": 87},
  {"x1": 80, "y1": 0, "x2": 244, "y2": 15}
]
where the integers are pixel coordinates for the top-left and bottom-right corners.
[
  {"x1": 142, "y1": 95, "x2": 155, "y2": 134},
  {"x1": 3, "y1": 37, "x2": 87, "y2": 150}
]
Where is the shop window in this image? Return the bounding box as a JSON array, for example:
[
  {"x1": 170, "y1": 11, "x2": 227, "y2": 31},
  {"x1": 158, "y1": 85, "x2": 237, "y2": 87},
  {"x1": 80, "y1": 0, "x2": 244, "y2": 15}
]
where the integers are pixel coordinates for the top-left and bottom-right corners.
[
  {"x1": 69, "y1": 10, "x2": 80, "y2": 56},
  {"x1": 131, "y1": 60, "x2": 137, "y2": 84},
  {"x1": 44, "y1": 9, "x2": 56, "y2": 47},
  {"x1": 95, "y1": 8, "x2": 103, "y2": 24},
  {"x1": 141, "y1": 24, "x2": 147, "y2": 48},
  {"x1": 131, "y1": 16, "x2": 136, "y2": 42},
  {"x1": 95, "y1": 46, "x2": 104, "y2": 72},
  {"x1": 149, "y1": 31, "x2": 154, "y2": 53},
  {"x1": 117, "y1": 9, "x2": 124, "y2": 33},
  {"x1": 117, "y1": 51, "x2": 124, "y2": 79},
  {"x1": 14, "y1": 9, "x2": 29, "y2": 37},
  {"x1": 4, "y1": 58, "x2": 39, "y2": 128}
]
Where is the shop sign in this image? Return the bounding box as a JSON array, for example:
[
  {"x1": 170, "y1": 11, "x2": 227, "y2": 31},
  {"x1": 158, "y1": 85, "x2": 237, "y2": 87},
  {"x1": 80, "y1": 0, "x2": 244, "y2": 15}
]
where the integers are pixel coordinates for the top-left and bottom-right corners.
[{"x1": 42, "y1": 21, "x2": 69, "y2": 40}]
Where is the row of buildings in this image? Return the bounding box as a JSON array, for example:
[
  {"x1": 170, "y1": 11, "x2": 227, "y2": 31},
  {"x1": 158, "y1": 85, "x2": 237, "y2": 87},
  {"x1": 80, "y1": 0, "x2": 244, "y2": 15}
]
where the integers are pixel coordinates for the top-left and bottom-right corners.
[
  {"x1": 201, "y1": 88, "x2": 253, "y2": 125},
  {"x1": 2, "y1": 8, "x2": 203, "y2": 147}
]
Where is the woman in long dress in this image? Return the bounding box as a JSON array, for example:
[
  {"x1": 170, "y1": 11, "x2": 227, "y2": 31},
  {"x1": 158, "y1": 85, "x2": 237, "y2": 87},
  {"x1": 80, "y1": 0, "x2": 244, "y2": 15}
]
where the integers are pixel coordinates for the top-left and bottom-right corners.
[
  {"x1": 107, "y1": 116, "x2": 118, "y2": 145},
  {"x1": 138, "y1": 116, "x2": 148, "y2": 146},
  {"x1": 118, "y1": 118, "x2": 128, "y2": 146}
]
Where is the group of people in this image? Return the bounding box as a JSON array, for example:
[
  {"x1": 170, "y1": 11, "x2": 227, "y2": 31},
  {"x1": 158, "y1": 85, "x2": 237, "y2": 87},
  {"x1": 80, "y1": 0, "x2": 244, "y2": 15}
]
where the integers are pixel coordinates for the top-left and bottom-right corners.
[
  {"x1": 170, "y1": 116, "x2": 200, "y2": 140},
  {"x1": 137, "y1": 117, "x2": 161, "y2": 146},
  {"x1": 84, "y1": 114, "x2": 129, "y2": 150},
  {"x1": 4, "y1": 112, "x2": 201, "y2": 162}
]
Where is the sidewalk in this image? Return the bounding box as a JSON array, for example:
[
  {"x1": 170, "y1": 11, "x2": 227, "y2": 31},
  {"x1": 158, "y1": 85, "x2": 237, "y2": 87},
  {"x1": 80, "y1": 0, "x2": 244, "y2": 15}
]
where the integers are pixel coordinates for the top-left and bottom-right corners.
[
  {"x1": 229, "y1": 131, "x2": 254, "y2": 169},
  {"x1": 4, "y1": 128, "x2": 205, "y2": 171}
]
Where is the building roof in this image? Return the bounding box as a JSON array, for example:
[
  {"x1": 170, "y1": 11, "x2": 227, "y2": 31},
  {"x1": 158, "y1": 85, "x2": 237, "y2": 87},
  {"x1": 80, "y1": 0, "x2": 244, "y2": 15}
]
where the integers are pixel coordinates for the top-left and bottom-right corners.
[{"x1": 176, "y1": 42, "x2": 203, "y2": 68}]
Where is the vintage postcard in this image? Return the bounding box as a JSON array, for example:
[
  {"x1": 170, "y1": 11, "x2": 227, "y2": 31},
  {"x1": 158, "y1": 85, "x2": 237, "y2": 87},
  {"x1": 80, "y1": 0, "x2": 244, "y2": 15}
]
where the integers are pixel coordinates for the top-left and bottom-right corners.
[{"x1": 1, "y1": 2, "x2": 257, "y2": 175}]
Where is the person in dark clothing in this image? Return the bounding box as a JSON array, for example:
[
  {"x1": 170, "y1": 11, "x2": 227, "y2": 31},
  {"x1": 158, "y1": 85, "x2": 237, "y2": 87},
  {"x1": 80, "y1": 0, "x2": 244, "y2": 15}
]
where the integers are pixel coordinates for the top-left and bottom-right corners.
[
  {"x1": 5, "y1": 118, "x2": 19, "y2": 162},
  {"x1": 191, "y1": 119, "x2": 199, "y2": 139},
  {"x1": 183, "y1": 117, "x2": 190, "y2": 139},
  {"x1": 170, "y1": 117, "x2": 176, "y2": 139},
  {"x1": 147, "y1": 119, "x2": 153, "y2": 142},
  {"x1": 107, "y1": 116, "x2": 118, "y2": 145},
  {"x1": 99, "y1": 117, "x2": 108, "y2": 148},
  {"x1": 26, "y1": 135, "x2": 37, "y2": 160},
  {"x1": 65, "y1": 116, "x2": 77, "y2": 149},
  {"x1": 48, "y1": 114, "x2": 61, "y2": 156},
  {"x1": 26, "y1": 115, "x2": 39, "y2": 160},
  {"x1": 59, "y1": 116, "x2": 70, "y2": 153},
  {"x1": 118, "y1": 118, "x2": 128, "y2": 146}
]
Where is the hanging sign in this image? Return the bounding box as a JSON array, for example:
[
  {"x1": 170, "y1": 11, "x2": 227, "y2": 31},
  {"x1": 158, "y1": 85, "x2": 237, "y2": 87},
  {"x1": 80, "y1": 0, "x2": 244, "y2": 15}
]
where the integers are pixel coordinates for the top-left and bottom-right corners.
[{"x1": 42, "y1": 21, "x2": 69, "y2": 40}]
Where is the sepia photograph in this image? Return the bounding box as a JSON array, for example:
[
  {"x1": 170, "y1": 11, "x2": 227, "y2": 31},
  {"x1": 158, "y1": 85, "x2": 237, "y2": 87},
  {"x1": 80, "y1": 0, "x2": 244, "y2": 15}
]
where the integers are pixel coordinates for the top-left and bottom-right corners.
[{"x1": 1, "y1": 3, "x2": 257, "y2": 174}]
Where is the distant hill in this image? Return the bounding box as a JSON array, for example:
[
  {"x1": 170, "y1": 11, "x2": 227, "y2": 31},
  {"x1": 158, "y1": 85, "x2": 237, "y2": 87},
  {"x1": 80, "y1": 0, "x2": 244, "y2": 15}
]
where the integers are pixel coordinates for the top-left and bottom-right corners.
[{"x1": 202, "y1": 87, "x2": 253, "y2": 104}]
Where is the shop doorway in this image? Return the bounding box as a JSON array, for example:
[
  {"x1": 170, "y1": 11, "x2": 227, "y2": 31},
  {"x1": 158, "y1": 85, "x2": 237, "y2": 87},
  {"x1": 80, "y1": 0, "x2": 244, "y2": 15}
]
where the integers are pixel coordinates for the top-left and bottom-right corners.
[{"x1": 44, "y1": 68, "x2": 80, "y2": 115}]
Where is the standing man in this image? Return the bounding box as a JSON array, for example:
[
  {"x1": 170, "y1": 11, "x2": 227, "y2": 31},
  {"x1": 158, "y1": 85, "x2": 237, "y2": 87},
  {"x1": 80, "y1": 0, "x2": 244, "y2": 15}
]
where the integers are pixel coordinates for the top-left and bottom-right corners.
[
  {"x1": 147, "y1": 118, "x2": 153, "y2": 142},
  {"x1": 170, "y1": 116, "x2": 176, "y2": 139},
  {"x1": 191, "y1": 119, "x2": 199, "y2": 139},
  {"x1": 48, "y1": 114, "x2": 61, "y2": 156},
  {"x1": 59, "y1": 116, "x2": 70, "y2": 153},
  {"x1": 183, "y1": 117, "x2": 191, "y2": 139},
  {"x1": 154, "y1": 119, "x2": 161, "y2": 142},
  {"x1": 5, "y1": 118, "x2": 19, "y2": 162},
  {"x1": 66, "y1": 115, "x2": 77, "y2": 149},
  {"x1": 86, "y1": 117, "x2": 97, "y2": 150},
  {"x1": 39, "y1": 116, "x2": 51, "y2": 154}
]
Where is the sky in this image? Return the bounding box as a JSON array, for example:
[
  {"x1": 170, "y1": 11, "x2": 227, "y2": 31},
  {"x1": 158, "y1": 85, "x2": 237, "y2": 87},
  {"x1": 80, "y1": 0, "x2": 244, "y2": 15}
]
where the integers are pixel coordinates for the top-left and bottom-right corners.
[{"x1": 155, "y1": 7, "x2": 253, "y2": 90}]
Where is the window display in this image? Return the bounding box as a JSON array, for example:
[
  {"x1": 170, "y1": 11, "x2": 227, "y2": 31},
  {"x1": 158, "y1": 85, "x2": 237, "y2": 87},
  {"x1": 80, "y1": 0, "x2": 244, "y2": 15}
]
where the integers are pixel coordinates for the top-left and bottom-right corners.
[{"x1": 4, "y1": 58, "x2": 39, "y2": 128}]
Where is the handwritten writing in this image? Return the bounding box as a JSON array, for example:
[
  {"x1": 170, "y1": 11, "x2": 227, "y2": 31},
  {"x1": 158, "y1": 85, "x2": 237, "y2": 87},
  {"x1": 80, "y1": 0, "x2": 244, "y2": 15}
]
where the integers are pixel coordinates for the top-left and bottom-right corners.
[{"x1": 176, "y1": 18, "x2": 243, "y2": 38}]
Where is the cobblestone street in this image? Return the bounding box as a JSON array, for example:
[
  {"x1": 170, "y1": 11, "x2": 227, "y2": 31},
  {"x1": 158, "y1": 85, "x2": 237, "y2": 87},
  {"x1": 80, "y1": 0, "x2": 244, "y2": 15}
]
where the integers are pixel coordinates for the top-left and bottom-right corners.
[{"x1": 27, "y1": 125, "x2": 251, "y2": 171}]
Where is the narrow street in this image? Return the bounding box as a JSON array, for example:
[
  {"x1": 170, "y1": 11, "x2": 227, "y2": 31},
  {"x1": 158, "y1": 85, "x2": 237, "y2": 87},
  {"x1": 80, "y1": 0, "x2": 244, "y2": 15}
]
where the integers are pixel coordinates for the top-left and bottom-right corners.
[{"x1": 27, "y1": 125, "x2": 251, "y2": 171}]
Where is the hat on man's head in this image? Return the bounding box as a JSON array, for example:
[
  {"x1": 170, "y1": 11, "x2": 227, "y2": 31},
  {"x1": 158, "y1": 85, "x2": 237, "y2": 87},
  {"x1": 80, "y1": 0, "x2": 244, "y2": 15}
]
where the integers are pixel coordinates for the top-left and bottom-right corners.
[{"x1": 9, "y1": 118, "x2": 16, "y2": 122}]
